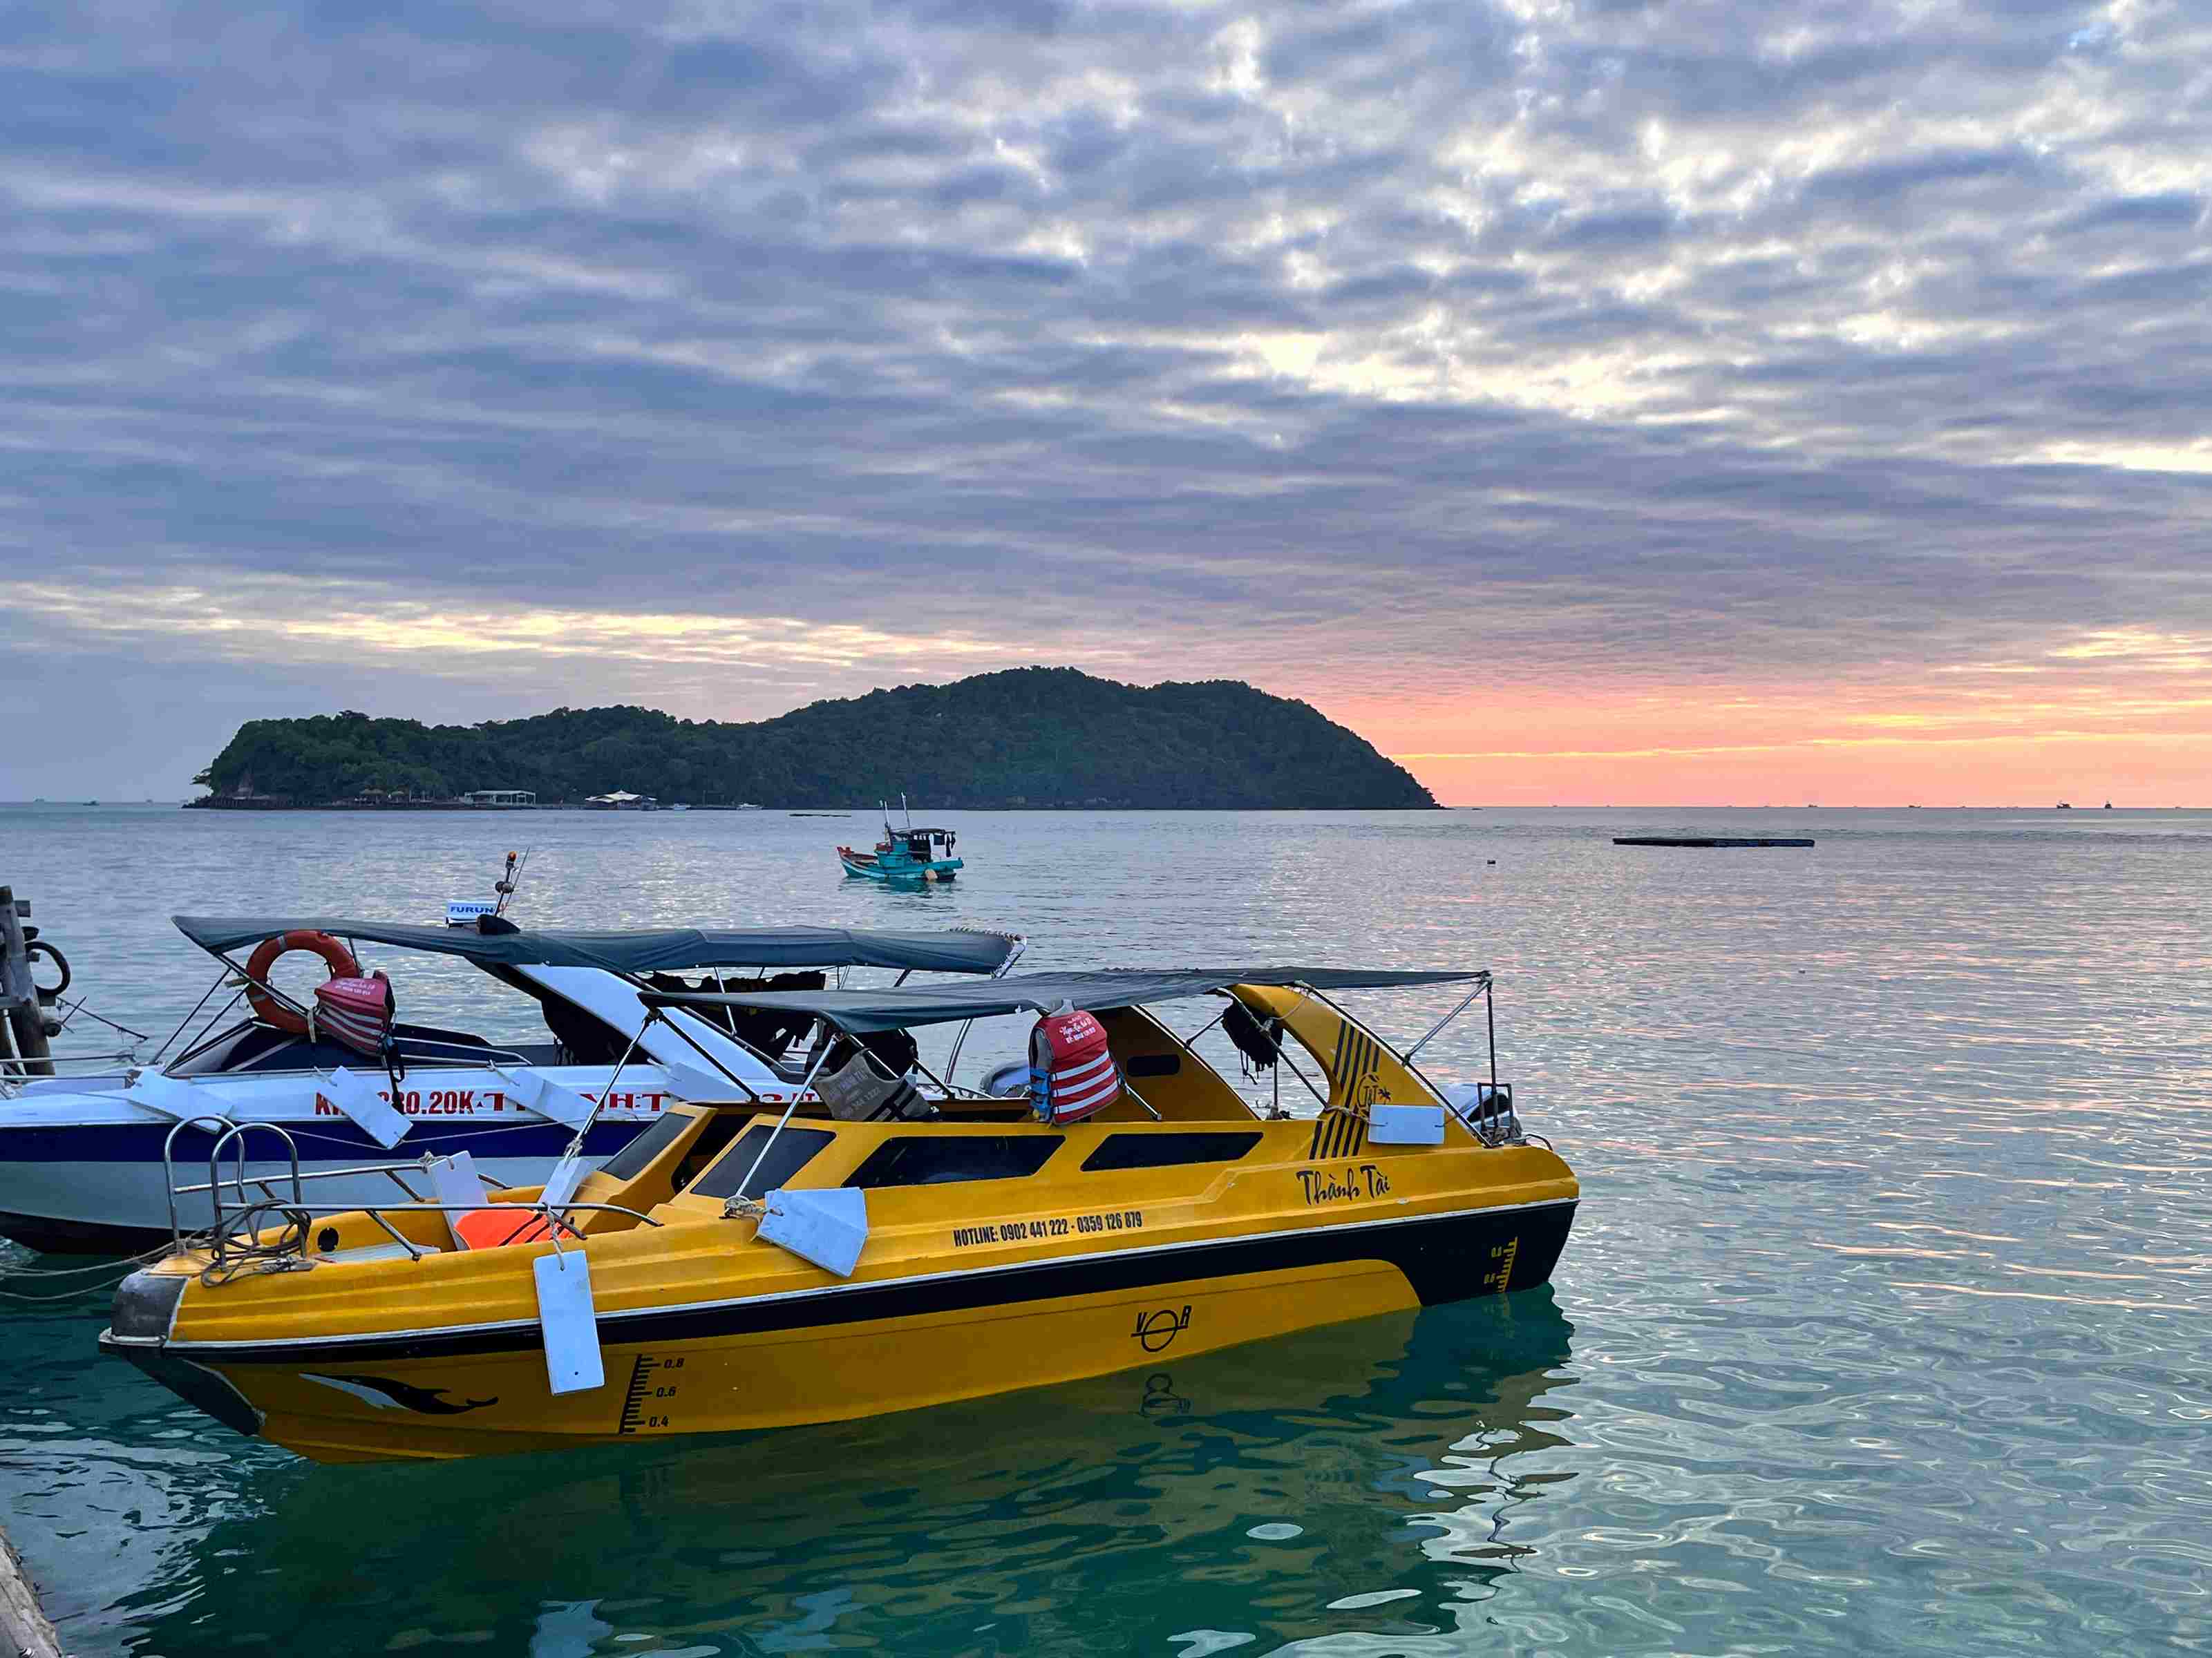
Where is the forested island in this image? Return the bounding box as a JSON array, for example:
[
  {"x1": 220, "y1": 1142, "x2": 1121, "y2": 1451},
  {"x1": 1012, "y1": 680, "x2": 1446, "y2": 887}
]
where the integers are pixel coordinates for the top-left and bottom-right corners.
[{"x1": 190, "y1": 668, "x2": 1438, "y2": 810}]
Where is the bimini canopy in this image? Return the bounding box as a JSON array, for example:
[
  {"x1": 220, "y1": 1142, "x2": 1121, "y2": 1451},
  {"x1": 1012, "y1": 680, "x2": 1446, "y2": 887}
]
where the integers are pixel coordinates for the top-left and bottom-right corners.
[
  {"x1": 639, "y1": 966, "x2": 1485, "y2": 1035},
  {"x1": 172, "y1": 916, "x2": 1022, "y2": 978}
]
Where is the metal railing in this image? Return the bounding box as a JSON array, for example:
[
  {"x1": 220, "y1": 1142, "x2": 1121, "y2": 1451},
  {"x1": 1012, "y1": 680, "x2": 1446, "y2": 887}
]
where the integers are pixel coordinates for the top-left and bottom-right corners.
[
  {"x1": 1277, "y1": 977, "x2": 1528, "y2": 1147},
  {"x1": 1455, "y1": 1080, "x2": 1522, "y2": 1147},
  {"x1": 157, "y1": 1114, "x2": 662, "y2": 1275},
  {"x1": 205, "y1": 1197, "x2": 665, "y2": 1272},
  {"x1": 161, "y1": 1115, "x2": 302, "y2": 1244}
]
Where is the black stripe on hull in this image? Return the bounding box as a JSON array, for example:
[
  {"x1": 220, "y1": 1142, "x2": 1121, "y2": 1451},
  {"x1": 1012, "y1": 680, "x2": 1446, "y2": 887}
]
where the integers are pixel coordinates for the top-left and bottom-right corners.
[
  {"x1": 1307, "y1": 1107, "x2": 1367, "y2": 1163},
  {"x1": 0, "y1": 1210, "x2": 171, "y2": 1256},
  {"x1": 1303, "y1": 1025, "x2": 1378, "y2": 1162},
  {"x1": 116, "y1": 1201, "x2": 1578, "y2": 1369}
]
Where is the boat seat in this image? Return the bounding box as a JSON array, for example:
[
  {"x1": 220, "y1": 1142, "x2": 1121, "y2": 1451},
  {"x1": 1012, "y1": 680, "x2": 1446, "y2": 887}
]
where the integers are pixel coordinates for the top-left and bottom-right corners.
[
  {"x1": 450, "y1": 1206, "x2": 582, "y2": 1250},
  {"x1": 314, "y1": 1241, "x2": 443, "y2": 1264}
]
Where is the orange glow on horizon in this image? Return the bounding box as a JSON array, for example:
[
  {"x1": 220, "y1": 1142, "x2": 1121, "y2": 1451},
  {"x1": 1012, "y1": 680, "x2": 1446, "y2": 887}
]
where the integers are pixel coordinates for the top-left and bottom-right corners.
[{"x1": 1336, "y1": 668, "x2": 2212, "y2": 807}]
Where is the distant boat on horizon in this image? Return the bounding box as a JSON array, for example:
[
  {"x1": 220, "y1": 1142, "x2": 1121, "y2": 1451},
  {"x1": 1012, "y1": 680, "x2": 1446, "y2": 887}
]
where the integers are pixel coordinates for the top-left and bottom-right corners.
[{"x1": 2057, "y1": 802, "x2": 2072, "y2": 810}]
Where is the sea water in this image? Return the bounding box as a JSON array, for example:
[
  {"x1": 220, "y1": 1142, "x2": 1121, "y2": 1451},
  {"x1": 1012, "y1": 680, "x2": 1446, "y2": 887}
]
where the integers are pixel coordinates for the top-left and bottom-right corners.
[{"x1": 2, "y1": 803, "x2": 2207, "y2": 1656}]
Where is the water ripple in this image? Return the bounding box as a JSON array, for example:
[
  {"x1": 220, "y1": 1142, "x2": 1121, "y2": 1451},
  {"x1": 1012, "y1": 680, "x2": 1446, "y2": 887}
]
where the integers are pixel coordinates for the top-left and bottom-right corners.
[{"x1": 2, "y1": 806, "x2": 2208, "y2": 1655}]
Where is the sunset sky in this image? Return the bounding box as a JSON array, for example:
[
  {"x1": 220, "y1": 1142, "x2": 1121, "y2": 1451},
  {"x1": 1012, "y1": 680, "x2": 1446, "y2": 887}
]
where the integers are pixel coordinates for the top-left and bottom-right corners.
[{"x1": 3, "y1": 0, "x2": 2208, "y2": 803}]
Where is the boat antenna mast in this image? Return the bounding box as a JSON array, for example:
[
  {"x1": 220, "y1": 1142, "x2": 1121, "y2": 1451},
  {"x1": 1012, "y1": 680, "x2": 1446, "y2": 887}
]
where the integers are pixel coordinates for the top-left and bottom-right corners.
[{"x1": 494, "y1": 848, "x2": 531, "y2": 917}]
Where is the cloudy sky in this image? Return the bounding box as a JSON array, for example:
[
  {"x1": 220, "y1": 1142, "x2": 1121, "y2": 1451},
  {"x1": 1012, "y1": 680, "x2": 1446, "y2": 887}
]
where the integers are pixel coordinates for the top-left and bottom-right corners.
[{"x1": 3, "y1": 0, "x2": 2207, "y2": 803}]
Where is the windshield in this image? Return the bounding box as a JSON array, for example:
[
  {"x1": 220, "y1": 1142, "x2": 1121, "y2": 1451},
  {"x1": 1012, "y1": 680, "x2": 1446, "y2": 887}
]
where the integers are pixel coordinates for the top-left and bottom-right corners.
[{"x1": 690, "y1": 1125, "x2": 836, "y2": 1201}]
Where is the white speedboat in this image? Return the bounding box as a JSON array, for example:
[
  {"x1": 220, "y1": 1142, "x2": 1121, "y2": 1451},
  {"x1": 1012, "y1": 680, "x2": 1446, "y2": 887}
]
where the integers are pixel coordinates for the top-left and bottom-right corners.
[{"x1": 0, "y1": 915, "x2": 1019, "y2": 1252}]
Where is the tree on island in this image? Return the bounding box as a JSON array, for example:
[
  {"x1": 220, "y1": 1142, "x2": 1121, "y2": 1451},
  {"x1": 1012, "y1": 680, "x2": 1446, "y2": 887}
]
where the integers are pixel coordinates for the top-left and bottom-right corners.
[{"x1": 191, "y1": 667, "x2": 1438, "y2": 810}]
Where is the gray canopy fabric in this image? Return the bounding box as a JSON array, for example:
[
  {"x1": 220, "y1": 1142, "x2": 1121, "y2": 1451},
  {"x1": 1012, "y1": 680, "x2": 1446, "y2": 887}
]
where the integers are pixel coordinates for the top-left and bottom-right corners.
[
  {"x1": 638, "y1": 966, "x2": 1486, "y2": 1033},
  {"x1": 172, "y1": 916, "x2": 1021, "y2": 977}
]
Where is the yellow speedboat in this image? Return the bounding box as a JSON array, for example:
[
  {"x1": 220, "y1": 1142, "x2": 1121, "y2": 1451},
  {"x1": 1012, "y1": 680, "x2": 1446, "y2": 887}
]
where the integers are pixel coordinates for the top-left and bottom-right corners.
[{"x1": 102, "y1": 966, "x2": 1578, "y2": 1462}]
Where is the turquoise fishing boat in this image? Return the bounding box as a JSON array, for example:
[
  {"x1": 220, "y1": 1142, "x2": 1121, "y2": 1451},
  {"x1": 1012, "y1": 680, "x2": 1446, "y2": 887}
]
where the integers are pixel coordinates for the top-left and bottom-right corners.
[{"x1": 838, "y1": 799, "x2": 963, "y2": 884}]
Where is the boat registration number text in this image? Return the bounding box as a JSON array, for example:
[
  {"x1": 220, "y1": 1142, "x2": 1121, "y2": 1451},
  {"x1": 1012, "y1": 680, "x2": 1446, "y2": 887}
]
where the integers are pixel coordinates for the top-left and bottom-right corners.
[
  {"x1": 314, "y1": 1087, "x2": 674, "y2": 1118},
  {"x1": 953, "y1": 1210, "x2": 1144, "y2": 1248}
]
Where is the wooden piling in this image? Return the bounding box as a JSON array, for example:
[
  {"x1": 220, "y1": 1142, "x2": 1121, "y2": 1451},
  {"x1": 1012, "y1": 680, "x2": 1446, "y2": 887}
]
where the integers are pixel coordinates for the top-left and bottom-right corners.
[
  {"x1": 0, "y1": 887, "x2": 54, "y2": 1079},
  {"x1": 1, "y1": 1524, "x2": 66, "y2": 1658}
]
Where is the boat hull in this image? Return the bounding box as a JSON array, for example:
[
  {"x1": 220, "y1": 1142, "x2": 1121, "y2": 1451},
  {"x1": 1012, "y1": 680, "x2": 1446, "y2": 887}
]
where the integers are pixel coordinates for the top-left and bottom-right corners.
[
  {"x1": 837, "y1": 850, "x2": 960, "y2": 884},
  {"x1": 0, "y1": 973, "x2": 826, "y2": 1252},
  {"x1": 102, "y1": 1105, "x2": 1577, "y2": 1462},
  {"x1": 0, "y1": 1084, "x2": 666, "y2": 1253},
  {"x1": 0, "y1": 1144, "x2": 639, "y2": 1255},
  {"x1": 111, "y1": 1195, "x2": 1571, "y2": 1461}
]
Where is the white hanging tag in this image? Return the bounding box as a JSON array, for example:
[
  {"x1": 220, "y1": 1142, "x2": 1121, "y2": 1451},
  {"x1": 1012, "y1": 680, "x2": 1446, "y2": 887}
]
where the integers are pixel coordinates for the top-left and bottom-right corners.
[
  {"x1": 493, "y1": 1067, "x2": 598, "y2": 1130},
  {"x1": 531, "y1": 1250, "x2": 604, "y2": 1394},
  {"x1": 540, "y1": 1155, "x2": 589, "y2": 1211},
  {"x1": 1368, "y1": 1103, "x2": 1446, "y2": 1145},
  {"x1": 757, "y1": 1188, "x2": 869, "y2": 1277},
  {"x1": 426, "y1": 1151, "x2": 483, "y2": 1247},
  {"x1": 658, "y1": 1060, "x2": 732, "y2": 1103},
  {"x1": 122, "y1": 1069, "x2": 200, "y2": 1118},
  {"x1": 321, "y1": 1067, "x2": 411, "y2": 1147}
]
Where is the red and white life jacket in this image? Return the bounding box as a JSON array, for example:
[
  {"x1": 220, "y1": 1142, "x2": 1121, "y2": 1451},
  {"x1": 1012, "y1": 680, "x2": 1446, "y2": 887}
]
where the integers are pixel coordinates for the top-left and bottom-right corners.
[
  {"x1": 314, "y1": 971, "x2": 395, "y2": 1058},
  {"x1": 1029, "y1": 1004, "x2": 1120, "y2": 1125}
]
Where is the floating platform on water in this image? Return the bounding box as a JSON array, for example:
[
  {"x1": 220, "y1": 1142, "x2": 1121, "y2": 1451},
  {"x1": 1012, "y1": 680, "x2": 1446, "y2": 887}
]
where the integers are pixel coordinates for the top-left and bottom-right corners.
[
  {"x1": 1614, "y1": 836, "x2": 1815, "y2": 848},
  {"x1": 2, "y1": 1524, "x2": 64, "y2": 1658}
]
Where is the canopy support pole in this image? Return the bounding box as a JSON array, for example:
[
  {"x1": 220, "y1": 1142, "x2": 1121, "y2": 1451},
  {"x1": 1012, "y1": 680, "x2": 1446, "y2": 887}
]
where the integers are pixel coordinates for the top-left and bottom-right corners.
[
  {"x1": 1404, "y1": 973, "x2": 1493, "y2": 1065},
  {"x1": 900, "y1": 1050, "x2": 967, "y2": 1104},
  {"x1": 650, "y1": 1010, "x2": 765, "y2": 1104},
  {"x1": 1274, "y1": 1036, "x2": 1331, "y2": 1111},
  {"x1": 944, "y1": 934, "x2": 1026, "y2": 1086},
  {"x1": 150, "y1": 964, "x2": 246, "y2": 1064},
  {"x1": 1119, "y1": 1079, "x2": 1162, "y2": 1121},
  {"x1": 1487, "y1": 980, "x2": 1497, "y2": 1096},
  {"x1": 723, "y1": 1040, "x2": 838, "y2": 1212},
  {"x1": 551, "y1": 1017, "x2": 653, "y2": 1164}
]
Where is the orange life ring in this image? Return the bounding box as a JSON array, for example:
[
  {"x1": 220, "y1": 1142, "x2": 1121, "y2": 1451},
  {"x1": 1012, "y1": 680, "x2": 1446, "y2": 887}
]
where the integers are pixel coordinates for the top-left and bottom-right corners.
[{"x1": 243, "y1": 930, "x2": 360, "y2": 1033}]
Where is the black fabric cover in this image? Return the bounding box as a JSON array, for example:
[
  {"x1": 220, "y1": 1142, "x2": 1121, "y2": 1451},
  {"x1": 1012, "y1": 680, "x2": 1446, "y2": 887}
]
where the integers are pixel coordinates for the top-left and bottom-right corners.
[
  {"x1": 173, "y1": 917, "x2": 1019, "y2": 977},
  {"x1": 640, "y1": 966, "x2": 1486, "y2": 1034}
]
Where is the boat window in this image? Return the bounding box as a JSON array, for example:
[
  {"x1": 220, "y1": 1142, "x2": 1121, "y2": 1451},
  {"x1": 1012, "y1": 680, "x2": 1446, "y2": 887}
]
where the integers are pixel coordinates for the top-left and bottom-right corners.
[
  {"x1": 690, "y1": 1126, "x2": 836, "y2": 1202},
  {"x1": 1124, "y1": 1054, "x2": 1181, "y2": 1078},
  {"x1": 595, "y1": 1112, "x2": 696, "y2": 1183},
  {"x1": 844, "y1": 1136, "x2": 1060, "y2": 1190},
  {"x1": 169, "y1": 1020, "x2": 545, "y2": 1076},
  {"x1": 531, "y1": 987, "x2": 632, "y2": 1065},
  {"x1": 645, "y1": 970, "x2": 826, "y2": 1060},
  {"x1": 671, "y1": 1114, "x2": 751, "y2": 1192},
  {"x1": 1080, "y1": 1132, "x2": 1263, "y2": 1172}
]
